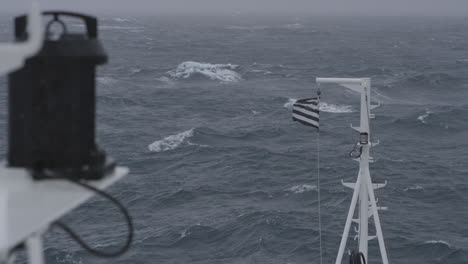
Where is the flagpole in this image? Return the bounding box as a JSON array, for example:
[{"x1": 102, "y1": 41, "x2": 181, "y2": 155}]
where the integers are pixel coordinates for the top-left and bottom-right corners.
[
  {"x1": 291, "y1": 94, "x2": 322, "y2": 262},
  {"x1": 316, "y1": 130, "x2": 323, "y2": 264},
  {"x1": 316, "y1": 91, "x2": 323, "y2": 264}
]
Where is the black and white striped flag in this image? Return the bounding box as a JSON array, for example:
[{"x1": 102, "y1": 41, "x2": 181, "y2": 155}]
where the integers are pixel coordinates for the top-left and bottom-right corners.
[{"x1": 292, "y1": 98, "x2": 320, "y2": 129}]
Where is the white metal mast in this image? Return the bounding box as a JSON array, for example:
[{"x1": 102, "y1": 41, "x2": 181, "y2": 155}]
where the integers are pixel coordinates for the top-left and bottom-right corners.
[{"x1": 315, "y1": 78, "x2": 389, "y2": 264}]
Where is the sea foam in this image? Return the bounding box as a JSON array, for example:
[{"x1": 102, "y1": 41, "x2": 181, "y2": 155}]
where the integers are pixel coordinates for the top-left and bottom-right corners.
[
  {"x1": 287, "y1": 185, "x2": 316, "y2": 194},
  {"x1": 403, "y1": 185, "x2": 424, "y2": 192},
  {"x1": 417, "y1": 109, "x2": 432, "y2": 124},
  {"x1": 148, "y1": 129, "x2": 194, "y2": 152},
  {"x1": 168, "y1": 61, "x2": 242, "y2": 83},
  {"x1": 284, "y1": 98, "x2": 353, "y2": 113},
  {"x1": 113, "y1": 18, "x2": 131, "y2": 22},
  {"x1": 97, "y1": 77, "x2": 117, "y2": 85}
]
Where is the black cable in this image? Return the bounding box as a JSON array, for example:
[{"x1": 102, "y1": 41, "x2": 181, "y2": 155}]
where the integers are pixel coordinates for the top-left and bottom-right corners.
[
  {"x1": 53, "y1": 178, "x2": 134, "y2": 258},
  {"x1": 349, "y1": 251, "x2": 366, "y2": 264}
]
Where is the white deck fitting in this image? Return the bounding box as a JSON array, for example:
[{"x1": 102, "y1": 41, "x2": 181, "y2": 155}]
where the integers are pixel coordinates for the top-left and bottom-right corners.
[
  {"x1": 0, "y1": 165, "x2": 129, "y2": 264},
  {"x1": 0, "y1": 1, "x2": 43, "y2": 75},
  {"x1": 316, "y1": 78, "x2": 389, "y2": 264}
]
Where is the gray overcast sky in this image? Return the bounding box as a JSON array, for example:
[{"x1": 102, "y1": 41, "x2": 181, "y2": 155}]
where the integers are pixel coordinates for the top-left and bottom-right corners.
[{"x1": 5, "y1": 0, "x2": 468, "y2": 15}]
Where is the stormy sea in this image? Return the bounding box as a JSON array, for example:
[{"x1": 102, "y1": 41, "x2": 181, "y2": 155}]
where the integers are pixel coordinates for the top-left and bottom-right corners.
[{"x1": 0, "y1": 13, "x2": 467, "y2": 264}]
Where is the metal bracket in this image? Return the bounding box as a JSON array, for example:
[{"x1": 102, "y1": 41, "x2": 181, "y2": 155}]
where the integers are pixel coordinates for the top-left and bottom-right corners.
[
  {"x1": 342, "y1": 180, "x2": 386, "y2": 190},
  {"x1": 370, "y1": 102, "x2": 381, "y2": 110},
  {"x1": 372, "y1": 140, "x2": 380, "y2": 147},
  {"x1": 341, "y1": 180, "x2": 355, "y2": 189},
  {"x1": 373, "y1": 181, "x2": 387, "y2": 190},
  {"x1": 350, "y1": 124, "x2": 361, "y2": 132}
]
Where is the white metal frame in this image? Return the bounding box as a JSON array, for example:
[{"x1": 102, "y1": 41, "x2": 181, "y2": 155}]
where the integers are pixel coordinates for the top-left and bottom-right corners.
[
  {"x1": 316, "y1": 78, "x2": 389, "y2": 264},
  {"x1": 0, "y1": 165, "x2": 129, "y2": 264},
  {"x1": 0, "y1": 1, "x2": 43, "y2": 75}
]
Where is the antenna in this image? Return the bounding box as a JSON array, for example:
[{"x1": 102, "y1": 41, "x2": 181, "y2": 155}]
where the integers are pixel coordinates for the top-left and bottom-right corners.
[{"x1": 315, "y1": 78, "x2": 388, "y2": 264}]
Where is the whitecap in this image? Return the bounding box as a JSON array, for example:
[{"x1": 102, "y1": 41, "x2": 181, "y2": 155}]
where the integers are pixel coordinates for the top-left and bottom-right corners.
[
  {"x1": 97, "y1": 77, "x2": 117, "y2": 85},
  {"x1": 320, "y1": 102, "x2": 353, "y2": 113},
  {"x1": 148, "y1": 129, "x2": 194, "y2": 152},
  {"x1": 130, "y1": 68, "x2": 143, "y2": 74},
  {"x1": 70, "y1": 24, "x2": 143, "y2": 31},
  {"x1": 284, "y1": 98, "x2": 353, "y2": 113},
  {"x1": 424, "y1": 240, "x2": 451, "y2": 247},
  {"x1": 251, "y1": 110, "x2": 260, "y2": 115},
  {"x1": 225, "y1": 25, "x2": 270, "y2": 30},
  {"x1": 283, "y1": 23, "x2": 303, "y2": 29},
  {"x1": 99, "y1": 25, "x2": 144, "y2": 30},
  {"x1": 168, "y1": 61, "x2": 242, "y2": 83},
  {"x1": 284, "y1": 98, "x2": 297, "y2": 109},
  {"x1": 113, "y1": 18, "x2": 131, "y2": 22},
  {"x1": 286, "y1": 185, "x2": 316, "y2": 194},
  {"x1": 403, "y1": 185, "x2": 424, "y2": 192},
  {"x1": 417, "y1": 109, "x2": 432, "y2": 124},
  {"x1": 249, "y1": 69, "x2": 273, "y2": 75},
  {"x1": 156, "y1": 76, "x2": 172, "y2": 83}
]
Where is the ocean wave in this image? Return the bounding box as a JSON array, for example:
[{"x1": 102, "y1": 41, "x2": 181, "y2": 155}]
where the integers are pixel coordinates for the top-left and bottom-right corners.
[
  {"x1": 320, "y1": 102, "x2": 353, "y2": 113},
  {"x1": 284, "y1": 98, "x2": 353, "y2": 113},
  {"x1": 97, "y1": 77, "x2": 117, "y2": 85},
  {"x1": 168, "y1": 61, "x2": 242, "y2": 83},
  {"x1": 424, "y1": 240, "x2": 451, "y2": 248},
  {"x1": 282, "y1": 23, "x2": 303, "y2": 30},
  {"x1": 52, "y1": 252, "x2": 82, "y2": 264},
  {"x1": 99, "y1": 25, "x2": 144, "y2": 30},
  {"x1": 286, "y1": 185, "x2": 316, "y2": 194},
  {"x1": 246, "y1": 62, "x2": 284, "y2": 76},
  {"x1": 417, "y1": 109, "x2": 432, "y2": 124},
  {"x1": 113, "y1": 18, "x2": 131, "y2": 22},
  {"x1": 225, "y1": 25, "x2": 270, "y2": 30},
  {"x1": 130, "y1": 68, "x2": 143, "y2": 75},
  {"x1": 70, "y1": 24, "x2": 143, "y2": 31},
  {"x1": 456, "y1": 58, "x2": 468, "y2": 64},
  {"x1": 148, "y1": 129, "x2": 195, "y2": 152},
  {"x1": 156, "y1": 76, "x2": 174, "y2": 84},
  {"x1": 392, "y1": 105, "x2": 468, "y2": 130},
  {"x1": 403, "y1": 185, "x2": 424, "y2": 192},
  {"x1": 405, "y1": 72, "x2": 461, "y2": 86},
  {"x1": 248, "y1": 69, "x2": 273, "y2": 75}
]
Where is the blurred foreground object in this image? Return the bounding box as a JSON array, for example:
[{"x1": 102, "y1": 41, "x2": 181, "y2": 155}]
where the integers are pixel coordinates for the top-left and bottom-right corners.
[
  {"x1": 9, "y1": 11, "x2": 112, "y2": 180},
  {"x1": 0, "y1": 5, "x2": 132, "y2": 264}
]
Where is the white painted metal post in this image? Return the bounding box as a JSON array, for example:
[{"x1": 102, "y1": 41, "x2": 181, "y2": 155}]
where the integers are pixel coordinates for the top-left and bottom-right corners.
[
  {"x1": 316, "y1": 77, "x2": 389, "y2": 264},
  {"x1": 26, "y1": 233, "x2": 44, "y2": 264},
  {"x1": 358, "y1": 78, "x2": 371, "y2": 260},
  {"x1": 358, "y1": 150, "x2": 369, "y2": 259},
  {"x1": 335, "y1": 171, "x2": 363, "y2": 264},
  {"x1": 366, "y1": 174, "x2": 389, "y2": 264},
  {"x1": 0, "y1": 192, "x2": 6, "y2": 253}
]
